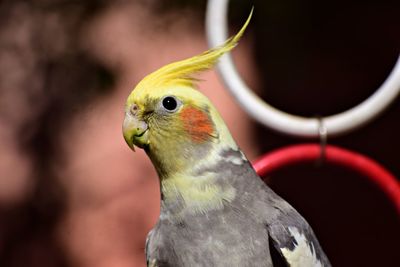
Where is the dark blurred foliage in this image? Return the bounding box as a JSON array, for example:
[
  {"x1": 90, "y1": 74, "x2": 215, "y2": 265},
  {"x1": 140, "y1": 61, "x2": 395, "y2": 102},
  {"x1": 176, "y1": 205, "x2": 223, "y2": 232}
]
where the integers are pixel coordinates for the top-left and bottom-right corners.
[{"x1": 0, "y1": 0, "x2": 114, "y2": 266}]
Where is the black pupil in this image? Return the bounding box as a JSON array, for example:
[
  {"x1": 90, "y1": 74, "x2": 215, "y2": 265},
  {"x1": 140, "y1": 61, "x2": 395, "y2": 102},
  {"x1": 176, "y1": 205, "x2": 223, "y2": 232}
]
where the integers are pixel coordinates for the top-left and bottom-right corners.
[{"x1": 162, "y1": 97, "x2": 177, "y2": 111}]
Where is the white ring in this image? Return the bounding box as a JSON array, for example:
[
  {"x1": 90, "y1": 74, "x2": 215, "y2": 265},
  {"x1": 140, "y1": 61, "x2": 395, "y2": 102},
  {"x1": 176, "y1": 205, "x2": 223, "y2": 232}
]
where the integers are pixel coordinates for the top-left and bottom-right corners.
[{"x1": 206, "y1": 0, "x2": 400, "y2": 138}]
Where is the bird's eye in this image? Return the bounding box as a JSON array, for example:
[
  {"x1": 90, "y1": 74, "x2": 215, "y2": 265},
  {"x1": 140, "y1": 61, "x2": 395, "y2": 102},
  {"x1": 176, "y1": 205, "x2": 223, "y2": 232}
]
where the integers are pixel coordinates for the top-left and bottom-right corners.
[{"x1": 162, "y1": 96, "x2": 178, "y2": 112}]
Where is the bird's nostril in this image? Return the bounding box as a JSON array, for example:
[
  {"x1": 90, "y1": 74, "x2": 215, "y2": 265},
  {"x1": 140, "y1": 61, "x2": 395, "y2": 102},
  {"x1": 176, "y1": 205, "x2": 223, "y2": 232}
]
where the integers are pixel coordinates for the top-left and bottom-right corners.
[{"x1": 130, "y1": 104, "x2": 138, "y2": 115}]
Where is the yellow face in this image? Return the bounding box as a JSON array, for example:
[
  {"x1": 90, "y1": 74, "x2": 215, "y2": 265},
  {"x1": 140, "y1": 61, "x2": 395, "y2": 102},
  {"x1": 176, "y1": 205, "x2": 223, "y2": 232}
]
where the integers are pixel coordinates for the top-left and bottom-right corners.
[
  {"x1": 123, "y1": 85, "x2": 232, "y2": 177},
  {"x1": 123, "y1": 85, "x2": 216, "y2": 148}
]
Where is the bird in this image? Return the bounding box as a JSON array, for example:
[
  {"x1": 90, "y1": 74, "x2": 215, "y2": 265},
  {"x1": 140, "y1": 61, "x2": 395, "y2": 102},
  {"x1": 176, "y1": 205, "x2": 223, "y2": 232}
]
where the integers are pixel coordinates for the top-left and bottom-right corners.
[{"x1": 122, "y1": 9, "x2": 331, "y2": 267}]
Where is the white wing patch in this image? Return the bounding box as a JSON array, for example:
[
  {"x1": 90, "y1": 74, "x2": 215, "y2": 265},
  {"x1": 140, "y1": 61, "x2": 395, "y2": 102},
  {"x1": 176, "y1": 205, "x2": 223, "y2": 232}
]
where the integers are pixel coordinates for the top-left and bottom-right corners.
[{"x1": 280, "y1": 227, "x2": 323, "y2": 267}]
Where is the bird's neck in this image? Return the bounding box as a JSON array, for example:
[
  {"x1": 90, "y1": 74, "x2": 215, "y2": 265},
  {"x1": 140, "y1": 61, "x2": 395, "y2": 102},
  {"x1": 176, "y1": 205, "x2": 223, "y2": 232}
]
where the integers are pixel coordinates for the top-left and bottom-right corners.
[
  {"x1": 160, "y1": 171, "x2": 236, "y2": 217},
  {"x1": 158, "y1": 146, "x2": 249, "y2": 219}
]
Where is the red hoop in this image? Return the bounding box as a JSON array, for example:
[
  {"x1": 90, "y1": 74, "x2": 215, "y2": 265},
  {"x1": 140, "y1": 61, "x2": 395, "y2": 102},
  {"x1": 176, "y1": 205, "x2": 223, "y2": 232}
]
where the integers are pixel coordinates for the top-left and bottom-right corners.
[{"x1": 253, "y1": 144, "x2": 400, "y2": 215}]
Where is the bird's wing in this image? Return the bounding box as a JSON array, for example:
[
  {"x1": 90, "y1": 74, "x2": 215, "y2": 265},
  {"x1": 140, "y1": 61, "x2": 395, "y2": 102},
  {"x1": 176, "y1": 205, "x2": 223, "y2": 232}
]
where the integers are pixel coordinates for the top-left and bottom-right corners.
[
  {"x1": 216, "y1": 152, "x2": 331, "y2": 266},
  {"x1": 265, "y1": 199, "x2": 331, "y2": 267}
]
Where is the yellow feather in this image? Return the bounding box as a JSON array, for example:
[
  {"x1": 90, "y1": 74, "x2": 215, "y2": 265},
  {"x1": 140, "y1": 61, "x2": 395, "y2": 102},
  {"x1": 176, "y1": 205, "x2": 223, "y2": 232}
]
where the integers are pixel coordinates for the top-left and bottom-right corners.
[
  {"x1": 162, "y1": 172, "x2": 236, "y2": 216},
  {"x1": 127, "y1": 8, "x2": 253, "y2": 105}
]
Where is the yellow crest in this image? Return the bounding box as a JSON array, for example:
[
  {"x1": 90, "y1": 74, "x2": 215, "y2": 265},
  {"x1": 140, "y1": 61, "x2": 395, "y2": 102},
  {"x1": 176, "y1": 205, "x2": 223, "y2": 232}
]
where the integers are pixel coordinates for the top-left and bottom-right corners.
[{"x1": 127, "y1": 8, "x2": 253, "y2": 105}]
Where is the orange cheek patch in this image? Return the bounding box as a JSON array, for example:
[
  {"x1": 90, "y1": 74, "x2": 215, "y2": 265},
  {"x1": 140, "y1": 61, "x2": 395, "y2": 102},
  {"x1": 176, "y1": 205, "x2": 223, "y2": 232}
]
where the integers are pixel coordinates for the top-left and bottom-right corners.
[{"x1": 180, "y1": 106, "x2": 214, "y2": 143}]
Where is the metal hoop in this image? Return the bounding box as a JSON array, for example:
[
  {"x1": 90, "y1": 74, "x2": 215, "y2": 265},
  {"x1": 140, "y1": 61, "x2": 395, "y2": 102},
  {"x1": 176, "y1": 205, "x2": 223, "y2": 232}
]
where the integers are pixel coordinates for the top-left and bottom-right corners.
[{"x1": 206, "y1": 0, "x2": 400, "y2": 138}]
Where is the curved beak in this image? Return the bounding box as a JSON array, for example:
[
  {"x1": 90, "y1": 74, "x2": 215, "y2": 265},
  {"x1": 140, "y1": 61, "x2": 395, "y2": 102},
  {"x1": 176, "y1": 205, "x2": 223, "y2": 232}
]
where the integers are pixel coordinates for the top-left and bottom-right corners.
[{"x1": 122, "y1": 112, "x2": 149, "y2": 151}]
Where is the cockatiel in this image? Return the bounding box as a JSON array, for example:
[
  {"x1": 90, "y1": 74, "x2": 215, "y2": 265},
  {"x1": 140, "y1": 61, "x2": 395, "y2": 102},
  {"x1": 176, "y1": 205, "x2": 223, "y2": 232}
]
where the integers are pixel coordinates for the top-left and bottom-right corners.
[{"x1": 123, "y1": 10, "x2": 331, "y2": 267}]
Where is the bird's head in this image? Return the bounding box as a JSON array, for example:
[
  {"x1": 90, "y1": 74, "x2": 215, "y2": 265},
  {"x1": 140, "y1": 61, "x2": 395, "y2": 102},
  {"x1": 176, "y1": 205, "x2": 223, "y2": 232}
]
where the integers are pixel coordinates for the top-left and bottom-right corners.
[{"x1": 123, "y1": 10, "x2": 252, "y2": 178}]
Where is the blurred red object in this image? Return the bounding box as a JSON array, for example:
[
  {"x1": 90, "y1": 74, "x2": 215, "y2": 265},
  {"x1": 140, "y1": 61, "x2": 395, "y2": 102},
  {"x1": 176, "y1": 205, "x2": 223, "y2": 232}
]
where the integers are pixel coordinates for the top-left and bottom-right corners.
[{"x1": 253, "y1": 144, "x2": 400, "y2": 215}]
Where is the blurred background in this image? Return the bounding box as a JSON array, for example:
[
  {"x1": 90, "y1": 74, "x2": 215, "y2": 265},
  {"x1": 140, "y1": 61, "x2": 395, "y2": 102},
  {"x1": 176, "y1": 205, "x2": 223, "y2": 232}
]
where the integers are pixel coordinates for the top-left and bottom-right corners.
[{"x1": 0, "y1": 0, "x2": 399, "y2": 266}]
